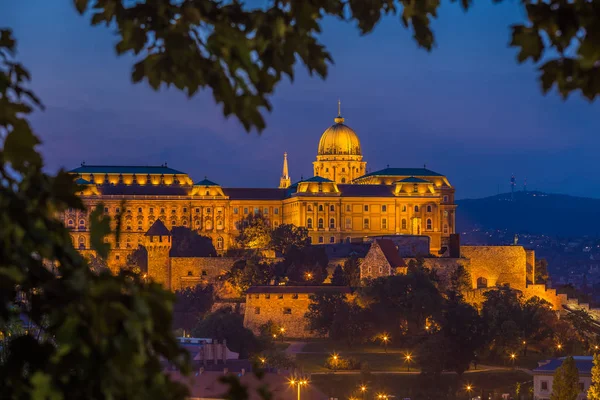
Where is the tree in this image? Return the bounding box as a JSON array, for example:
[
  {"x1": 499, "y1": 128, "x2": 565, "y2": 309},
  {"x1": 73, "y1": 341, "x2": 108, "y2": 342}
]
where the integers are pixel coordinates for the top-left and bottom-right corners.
[
  {"x1": 0, "y1": 30, "x2": 189, "y2": 399},
  {"x1": 236, "y1": 213, "x2": 272, "y2": 250},
  {"x1": 87, "y1": 253, "x2": 111, "y2": 274},
  {"x1": 74, "y1": 1, "x2": 600, "y2": 133},
  {"x1": 343, "y1": 256, "x2": 361, "y2": 287},
  {"x1": 331, "y1": 265, "x2": 348, "y2": 286},
  {"x1": 448, "y1": 264, "x2": 471, "y2": 295},
  {"x1": 125, "y1": 245, "x2": 148, "y2": 275},
  {"x1": 305, "y1": 293, "x2": 347, "y2": 336},
  {"x1": 270, "y1": 224, "x2": 309, "y2": 255},
  {"x1": 225, "y1": 258, "x2": 275, "y2": 293},
  {"x1": 481, "y1": 287, "x2": 524, "y2": 357},
  {"x1": 588, "y1": 353, "x2": 600, "y2": 400},
  {"x1": 280, "y1": 245, "x2": 329, "y2": 284},
  {"x1": 551, "y1": 356, "x2": 580, "y2": 400},
  {"x1": 173, "y1": 284, "x2": 215, "y2": 332},
  {"x1": 192, "y1": 307, "x2": 262, "y2": 359},
  {"x1": 535, "y1": 258, "x2": 550, "y2": 284},
  {"x1": 171, "y1": 227, "x2": 216, "y2": 257}
]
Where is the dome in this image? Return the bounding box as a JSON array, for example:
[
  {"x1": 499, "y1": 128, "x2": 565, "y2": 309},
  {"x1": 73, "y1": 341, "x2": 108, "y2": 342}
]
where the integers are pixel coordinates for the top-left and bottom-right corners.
[{"x1": 317, "y1": 115, "x2": 362, "y2": 156}]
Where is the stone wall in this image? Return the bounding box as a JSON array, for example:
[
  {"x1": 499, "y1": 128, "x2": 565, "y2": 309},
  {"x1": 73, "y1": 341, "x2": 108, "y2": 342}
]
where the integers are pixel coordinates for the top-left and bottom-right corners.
[
  {"x1": 170, "y1": 257, "x2": 237, "y2": 290},
  {"x1": 243, "y1": 293, "x2": 323, "y2": 339},
  {"x1": 360, "y1": 242, "x2": 392, "y2": 280},
  {"x1": 461, "y1": 246, "x2": 528, "y2": 291}
]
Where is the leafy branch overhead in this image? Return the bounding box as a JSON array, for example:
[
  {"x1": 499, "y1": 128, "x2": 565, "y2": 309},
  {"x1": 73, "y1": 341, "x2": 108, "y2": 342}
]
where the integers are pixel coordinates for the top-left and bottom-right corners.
[{"x1": 74, "y1": 0, "x2": 600, "y2": 132}]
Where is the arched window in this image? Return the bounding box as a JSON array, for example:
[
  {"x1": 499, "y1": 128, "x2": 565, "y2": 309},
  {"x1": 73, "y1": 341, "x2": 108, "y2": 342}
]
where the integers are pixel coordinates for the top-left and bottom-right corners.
[
  {"x1": 329, "y1": 218, "x2": 335, "y2": 229},
  {"x1": 402, "y1": 205, "x2": 407, "y2": 212},
  {"x1": 79, "y1": 219, "x2": 85, "y2": 227},
  {"x1": 382, "y1": 205, "x2": 387, "y2": 212},
  {"x1": 318, "y1": 236, "x2": 324, "y2": 243},
  {"x1": 477, "y1": 277, "x2": 488, "y2": 289},
  {"x1": 307, "y1": 218, "x2": 313, "y2": 229},
  {"x1": 443, "y1": 224, "x2": 449, "y2": 234},
  {"x1": 329, "y1": 236, "x2": 335, "y2": 243},
  {"x1": 216, "y1": 219, "x2": 223, "y2": 229},
  {"x1": 307, "y1": 204, "x2": 313, "y2": 212},
  {"x1": 318, "y1": 205, "x2": 324, "y2": 212},
  {"x1": 427, "y1": 205, "x2": 432, "y2": 213},
  {"x1": 183, "y1": 220, "x2": 188, "y2": 226},
  {"x1": 196, "y1": 220, "x2": 201, "y2": 227},
  {"x1": 318, "y1": 218, "x2": 324, "y2": 229},
  {"x1": 126, "y1": 237, "x2": 132, "y2": 249},
  {"x1": 216, "y1": 237, "x2": 224, "y2": 250},
  {"x1": 413, "y1": 184, "x2": 418, "y2": 193},
  {"x1": 330, "y1": 205, "x2": 335, "y2": 212},
  {"x1": 205, "y1": 220, "x2": 212, "y2": 230},
  {"x1": 414, "y1": 205, "x2": 419, "y2": 212},
  {"x1": 68, "y1": 219, "x2": 74, "y2": 227},
  {"x1": 78, "y1": 236, "x2": 85, "y2": 249},
  {"x1": 401, "y1": 219, "x2": 407, "y2": 230},
  {"x1": 341, "y1": 178, "x2": 346, "y2": 183},
  {"x1": 426, "y1": 218, "x2": 432, "y2": 231}
]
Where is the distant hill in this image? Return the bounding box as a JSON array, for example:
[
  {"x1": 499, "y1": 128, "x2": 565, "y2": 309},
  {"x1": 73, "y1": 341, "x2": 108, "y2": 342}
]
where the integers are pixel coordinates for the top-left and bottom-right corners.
[{"x1": 456, "y1": 191, "x2": 600, "y2": 237}]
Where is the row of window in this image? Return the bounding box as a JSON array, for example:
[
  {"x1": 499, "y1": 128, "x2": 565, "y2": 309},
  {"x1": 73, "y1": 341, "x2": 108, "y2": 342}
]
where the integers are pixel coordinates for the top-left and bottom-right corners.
[
  {"x1": 252, "y1": 293, "x2": 298, "y2": 300},
  {"x1": 74, "y1": 235, "x2": 226, "y2": 250},
  {"x1": 233, "y1": 207, "x2": 279, "y2": 215},
  {"x1": 99, "y1": 206, "x2": 280, "y2": 216},
  {"x1": 305, "y1": 217, "x2": 439, "y2": 231},
  {"x1": 254, "y1": 307, "x2": 292, "y2": 315}
]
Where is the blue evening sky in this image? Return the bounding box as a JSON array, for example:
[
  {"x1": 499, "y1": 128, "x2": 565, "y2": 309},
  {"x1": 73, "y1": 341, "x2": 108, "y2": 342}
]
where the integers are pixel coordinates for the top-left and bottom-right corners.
[{"x1": 3, "y1": 1, "x2": 599, "y2": 199}]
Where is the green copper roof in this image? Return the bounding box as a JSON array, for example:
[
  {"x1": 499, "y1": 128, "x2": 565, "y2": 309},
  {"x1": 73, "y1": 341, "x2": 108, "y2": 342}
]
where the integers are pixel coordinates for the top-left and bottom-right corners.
[
  {"x1": 195, "y1": 178, "x2": 219, "y2": 186},
  {"x1": 361, "y1": 167, "x2": 443, "y2": 178},
  {"x1": 397, "y1": 176, "x2": 431, "y2": 183},
  {"x1": 301, "y1": 176, "x2": 334, "y2": 183},
  {"x1": 75, "y1": 178, "x2": 91, "y2": 185},
  {"x1": 70, "y1": 165, "x2": 185, "y2": 175}
]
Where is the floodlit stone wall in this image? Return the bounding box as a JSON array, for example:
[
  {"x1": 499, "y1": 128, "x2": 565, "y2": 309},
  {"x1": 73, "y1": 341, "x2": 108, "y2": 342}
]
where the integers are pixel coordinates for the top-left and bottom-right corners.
[
  {"x1": 244, "y1": 292, "x2": 324, "y2": 339},
  {"x1": 461, "y1": 246, "x2": 528, "y2": 291},
  {"x1": 170, "y1": 257, "x2": 237, "y2": 290}
]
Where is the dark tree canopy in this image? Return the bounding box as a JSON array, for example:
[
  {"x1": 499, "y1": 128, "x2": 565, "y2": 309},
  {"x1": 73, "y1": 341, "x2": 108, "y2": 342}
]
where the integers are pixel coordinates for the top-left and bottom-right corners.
[
  {"x1": 280, "y1": 245, "x2": 329, "y2": 284},
  {"x1": 235, "y1": 213, "x2": 272, "y2": 250},
  {"x1": 171, "y1": 227, "x2": 216, "y2": 257},
  {"x1": 173, "y1": 284, "x2": 215, "y2": 332},
  {"x1": 342, "y1": 256, "x2": 361, "y2": 287},
  {"x1": 126, "y1": 245, "x2": 148, "y2": 274},
  {"x1": 225, "y1": 257, "x2": 275, "y2": 293},
  {"x1": 270, "y1": 223, "x2": 310, "y2": 254}
]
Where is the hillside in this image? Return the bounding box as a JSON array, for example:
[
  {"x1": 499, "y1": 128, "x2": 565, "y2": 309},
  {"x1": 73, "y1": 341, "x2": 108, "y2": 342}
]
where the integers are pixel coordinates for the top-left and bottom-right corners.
[{"x1": 456, "y1": 191, "x2": 600, "y2": 237}]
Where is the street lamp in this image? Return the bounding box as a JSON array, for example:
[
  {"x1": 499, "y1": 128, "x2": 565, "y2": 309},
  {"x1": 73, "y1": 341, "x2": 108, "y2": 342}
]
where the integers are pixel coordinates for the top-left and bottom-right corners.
[
  {"x1": 510, "y1": 353, "x2": 516, "y2": 368},
  {"x1": 465, "y1": 384, "x2": 473, "y2": 400},
  {"x1": 289, "y1": 378, "x2": 309, "y2": 400},
  {"x1": 331, "y1": 353, "x2": 339, "y2": 372},
  {"x1": 404, "y1": 353, "x2": 412, "y2": 372},
  {"x1": 359, "y1": 385, "x2": 367, "y2": 400},
  {"x1": 280, "y1": 327, "x2": 285, "y2": 342},
  {"x1": 380, "y1": 333, "x2": 390, "y2": 353}
]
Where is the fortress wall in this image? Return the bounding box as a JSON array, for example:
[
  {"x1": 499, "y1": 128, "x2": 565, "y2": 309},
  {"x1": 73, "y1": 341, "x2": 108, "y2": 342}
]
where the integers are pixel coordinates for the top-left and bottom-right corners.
[
  {"x1": 522, "y1": 284, "x2": 562, "y2": 310},
  {"x1": 526, "y1": 249, "x2": 535, "y2": 283},
  {"x1": 461, "y1": 246, "x2": 528, "y2": 291},
  {"x1": 244, "y1": 293, "x2": 323, "y2": 339},
  {"x1": 170, "y1": 257, "x2": 236, "y2": 290}
]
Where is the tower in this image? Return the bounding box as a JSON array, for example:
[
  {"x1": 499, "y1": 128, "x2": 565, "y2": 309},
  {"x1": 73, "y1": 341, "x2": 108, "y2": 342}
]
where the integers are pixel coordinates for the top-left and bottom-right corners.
[
  {"x1": 279, "y1": 152, "x2": 291, "y2": 189},
  {"x1": 313, "y1": 100, "x2": 366, "y2": 184},
  {"x1": 144, "y1": 219, "x2": 172, "y2": 289}
]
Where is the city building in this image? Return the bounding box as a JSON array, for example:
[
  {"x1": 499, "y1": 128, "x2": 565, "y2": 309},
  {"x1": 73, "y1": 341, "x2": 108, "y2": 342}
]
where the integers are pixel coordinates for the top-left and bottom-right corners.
[
  {"x1": 532, "y1": 357, "x2": 592, "y2": 400},
  {"x1": 66, "y1": 105, "x2": 456, "y2": 271}
]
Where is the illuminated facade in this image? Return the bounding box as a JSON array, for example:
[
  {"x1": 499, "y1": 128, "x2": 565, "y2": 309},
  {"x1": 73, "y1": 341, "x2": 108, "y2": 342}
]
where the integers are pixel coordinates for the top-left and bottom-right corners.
[{"x1": 65, "y1": 106, "x2": 456, "y2": 269}]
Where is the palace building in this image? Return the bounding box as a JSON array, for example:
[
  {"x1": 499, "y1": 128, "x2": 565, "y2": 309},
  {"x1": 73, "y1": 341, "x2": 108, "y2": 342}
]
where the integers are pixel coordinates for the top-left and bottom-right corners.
[{"x1": 66, "y1": 104, "x2": 456, "y2": 269}]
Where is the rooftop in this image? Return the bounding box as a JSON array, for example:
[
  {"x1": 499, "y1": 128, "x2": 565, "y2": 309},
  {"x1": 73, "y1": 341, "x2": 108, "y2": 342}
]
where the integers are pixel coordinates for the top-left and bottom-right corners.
[
  {"x1": 70, "y1": 164, "x2": 186, "y2": 175},
  {"x1": 223, "y1": 188, "x2": 288, "y2": 200},
  {"x1": 145, "y1": 219, "x2": 171, "y2": 236},
  {"x1": 195, "y1": 178, "x2": 219, "y2": 186},
  {"x1": 375, "y1": 239, "x2": 407, "y2": 268},
  {"x1": 533, "y1": 356, "x2": 593, "y2": 375},
  {"x1": 246, "y1": 285, "x2": 352, "y2": 294},
  {"x1": 397, "y1": 176, "x2": 432, "y2": 183},
  {"x1": 360, "y1": 167, "x2": 444, "y2": 178}
]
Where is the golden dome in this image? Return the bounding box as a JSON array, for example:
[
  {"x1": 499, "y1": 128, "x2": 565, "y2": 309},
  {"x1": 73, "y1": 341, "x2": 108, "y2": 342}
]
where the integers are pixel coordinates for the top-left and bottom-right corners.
[{"x1": 317, "y1": 108, "x2": 362, "y2": 156}]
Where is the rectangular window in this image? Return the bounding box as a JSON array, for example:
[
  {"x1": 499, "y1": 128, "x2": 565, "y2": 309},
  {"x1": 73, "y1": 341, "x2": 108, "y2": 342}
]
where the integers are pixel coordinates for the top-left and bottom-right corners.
[
  {"x1": 541, "y1": 381, "x2": 548, "y2": 391},
  {"x1": 254, "y1": 207, "x2": 259, "y2": 214},
  {"x1": 104, "y1": 207, "x2": 109, "y2": 213},
  {"x1": 274, "y1": 208, "x2": 279, "y2": 215},
  {"x1": 329, "y1": 236, "x2": 335, "y2": 243},
  {"x1": 244, "y1": 207, "x2": 249, "y2": 214},
  {"x1": 234, "y1": 207, "x2": 239, "y2": 214},
  {"x1": 115, "y1": 207, "x2": 120, "y2": 214},
  {"x1": 345, "y1": 218, "x2": 351, "y2": 229},
  {"x1": 283, "y1": 308, "x2": 292, "y2": 315},
  {"x1": 138, "y1": 207, "x2": 142, "y2": 213},
  {"x1": 206, "y1": 207, "x2": 211, "y2": 213},
  {"x1": 364, "y1": 205, "x2": 369, "y2": 212},
  {"x1": 160, "y1": 208, "x2": 165, "y2": 213},
  {"x1": 346, "y1": 204, "x2": 351, "y2": 212},
  {"x1": 183, "y1": 207, "x2": 187, "y2": 213},
  {"x1": 402, "y1": 205, "x2": 407, "y2": 212},
  {"x1": 382, "y1": 205, "x2": 387, "y2": 212},
  {"x1": 264, "y1": 207, "x2": 269, "y2": 215},
  {"x1": 254, "y1": 307, "x2": 260, "y2": 315},
  {"x1": 202, "y1": 270, "x2": 207, "y2": 276},
  {"x1": 330, "y1": 205, "x2": 335, "y2": 212},
  {"x1": 318, "y1": 236, "x2": 324, "y2": 243},
  {"x1": 265, "y1": 294, "x2": 270, "y2": 299},
  {"x1": 149, "y1": 207, "x2": 154, "y2": 213},
  {"x1": 195, "y1": 208, "x2": 200, "y2": 213},
  {"x1": 364, "y1": 218, "x2": 370, "y2": 229},
  {"x1": 443, "y1": 195, "x2": 449, "y2": 203},
  {"x1": 382, "y1": 218, "x2": 387, "y2": 229}
]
